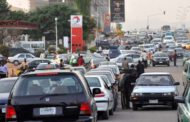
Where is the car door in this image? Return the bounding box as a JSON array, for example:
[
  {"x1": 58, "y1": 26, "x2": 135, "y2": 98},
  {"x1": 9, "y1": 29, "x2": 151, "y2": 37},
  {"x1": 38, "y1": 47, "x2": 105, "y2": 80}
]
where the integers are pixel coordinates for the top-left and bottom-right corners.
[
  {"x1": 26, "y1": 54, "x2": 35, "y2": 62},
  {"x1": 102, "y1": 79, "x2": 114, "y2": 110},
  {"x1": 182, "y1": 63, "x2": 189, "y2": 87},
  {"x1": 178, "y1": 84, "x2": 190, "y2": 122},
  {"x1": 17, "y1": 54, "x2": 26, "y2": 62}
]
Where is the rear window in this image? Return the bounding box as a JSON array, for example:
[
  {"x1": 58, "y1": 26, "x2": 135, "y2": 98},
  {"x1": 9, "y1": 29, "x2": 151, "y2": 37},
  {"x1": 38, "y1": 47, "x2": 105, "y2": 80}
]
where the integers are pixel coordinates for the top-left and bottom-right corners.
[
  {"x1": 86, "y1": 77, "x2": 101, "y2": 87},
  {"x1": 12, "y1": 74, "x2": 84, "y2": 96},
  {"x1": 0, "y1": 79, "x2": 16, "y2": 93}
]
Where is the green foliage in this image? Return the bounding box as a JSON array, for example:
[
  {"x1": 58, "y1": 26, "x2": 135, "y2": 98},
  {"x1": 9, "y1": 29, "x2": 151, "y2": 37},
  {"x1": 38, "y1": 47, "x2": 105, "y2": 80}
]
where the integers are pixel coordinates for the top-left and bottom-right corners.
[
  {"x1": 75, "y1": 0, "x2": 91, "y2": 16},
  {"x1": 48, "y1": 46, "x2": 56, "y2": 53},
  {"x1": 89, "y1": 46, "x2": 97, "y2": 53},
  {"x1": 57, "y1": 46, "x2": 67, "y2": 54},
  {"x1": 25, "y1": 4, "x2": 78, "y2": 40},
  {"x1": 0, "y1": 45, "x2": 9, "y2": 57},
  {"x1": 0, "y1": 0, "x2": 9, "y2": 13}
]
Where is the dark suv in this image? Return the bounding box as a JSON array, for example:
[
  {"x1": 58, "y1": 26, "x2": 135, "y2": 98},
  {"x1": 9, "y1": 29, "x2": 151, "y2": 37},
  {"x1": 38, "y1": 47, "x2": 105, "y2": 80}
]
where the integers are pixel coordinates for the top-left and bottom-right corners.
[{"x1": 5, "y1": 70, "x2": 99, "y2": 122}]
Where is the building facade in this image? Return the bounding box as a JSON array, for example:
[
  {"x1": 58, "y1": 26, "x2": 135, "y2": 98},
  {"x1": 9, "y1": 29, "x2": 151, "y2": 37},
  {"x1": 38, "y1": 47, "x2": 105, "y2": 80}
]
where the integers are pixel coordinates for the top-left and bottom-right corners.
[{"x1": 7, "y1": 0, "x2": 75, "y2": 12}]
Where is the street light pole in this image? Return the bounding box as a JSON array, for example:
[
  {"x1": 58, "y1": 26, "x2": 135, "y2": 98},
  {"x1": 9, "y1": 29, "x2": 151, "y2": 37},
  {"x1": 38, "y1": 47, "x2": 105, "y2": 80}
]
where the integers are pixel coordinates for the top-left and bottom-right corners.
[
  {"x1": 147, "y1": 11, "x2": 166, "y2": 30},
  {"x1": 55, "y1": 17, "x2": 58, "y2": 52}
]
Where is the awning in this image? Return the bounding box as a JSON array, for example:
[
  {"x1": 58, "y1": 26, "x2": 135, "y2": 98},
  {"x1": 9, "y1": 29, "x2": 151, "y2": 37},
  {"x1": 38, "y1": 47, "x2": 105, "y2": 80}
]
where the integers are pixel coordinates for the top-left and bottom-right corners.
[{"x1": 0, "y1": 20, "x2": 38, "y2": 30}]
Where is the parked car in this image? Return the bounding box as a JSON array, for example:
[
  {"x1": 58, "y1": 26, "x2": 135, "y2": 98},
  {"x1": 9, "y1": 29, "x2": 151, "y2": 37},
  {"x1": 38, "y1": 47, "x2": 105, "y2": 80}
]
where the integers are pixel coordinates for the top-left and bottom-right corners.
[
  {"x1": 183, "y1": 52, "x2": 190, "y2": 65},
  {"x1": 0, "y1": 77, "x2": 17, "y2": 122},
  {"x1": 163, "y1": 36, "x2": 175, "y2": 43},
  {"x1": 27, "y1": 59, "x2": 52, "y2": 71},
  {"x1": 131, "y1": 72, "x2": 179, "y2": 110},
  {"x1": 152, "y1": 52, "x2": 170, "y2": 66},
  {"x1": 175, "y1": 83, "x2": 190, "y2": 122},
  {"x1": 109, "y1": 48, "x2": 121, "y2": 59},
  {"x1": 85, "y1": 75, "x2": 114, "y2": 119},
  {"x1": 36, "y1": 63, "x2": 59, "y2": 70},
  {"x1": 8, "y1": 53, "x2": 39, "y2": 65},
  {"x1": 6, "y1": 70, "x2": 99, "y2": 122}
]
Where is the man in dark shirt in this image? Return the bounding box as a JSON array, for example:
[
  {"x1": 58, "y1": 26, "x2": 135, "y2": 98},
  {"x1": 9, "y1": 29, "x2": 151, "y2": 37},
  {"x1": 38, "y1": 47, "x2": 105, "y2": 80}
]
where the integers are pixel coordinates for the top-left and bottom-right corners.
[{"x1": 136, "y1": 61, "x2": 145, "y2": 77}]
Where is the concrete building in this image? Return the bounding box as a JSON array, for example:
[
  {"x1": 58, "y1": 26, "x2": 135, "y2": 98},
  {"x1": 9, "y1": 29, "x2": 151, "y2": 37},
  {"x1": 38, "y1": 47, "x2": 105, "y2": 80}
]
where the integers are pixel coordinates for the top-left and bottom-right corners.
[
  {"x1": 7, "y1": 0, "x2": 49, "y2": 12},
  {"x1": 7, "y1": 0, "x2": 75, "y2": 12},
  {"x1": 91, "y1": 0, "x2": 110, "y2": 34}
]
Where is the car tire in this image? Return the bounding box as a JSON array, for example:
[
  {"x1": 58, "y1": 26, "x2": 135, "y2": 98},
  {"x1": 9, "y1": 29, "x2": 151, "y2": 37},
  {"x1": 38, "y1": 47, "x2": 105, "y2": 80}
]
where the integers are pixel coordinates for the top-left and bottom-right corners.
[
  {"x1": 109, "y1": 108, "x2": 114, "y2": 115},
  {"x1": 132, "y1": 103, "x2": 138, "y2": 111},
  {"x1": 172, "y1": 102, "x2": 177, "y2": 110},
  {"x1": 167, "y1": 63, "x2": 170, "y2": 67},
  {"x1": 13, "y1": 60, "x2": 19, "y2": 65},
  {"x1": 102, "y1": 109, "x2": 109, "y2": 120}
]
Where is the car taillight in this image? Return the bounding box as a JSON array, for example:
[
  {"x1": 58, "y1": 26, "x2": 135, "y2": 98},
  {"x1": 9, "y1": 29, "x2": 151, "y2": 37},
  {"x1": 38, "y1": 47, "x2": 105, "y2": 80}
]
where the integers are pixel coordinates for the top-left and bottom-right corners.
[
  {"x1": 80, "y1": 102, "x2": 91, "y2": 115},
  {"x1": 95, "y1": 92, "x2": 105, "y2": 97},
  {"x1": 6, "y1": 106, "x2": 16, "y2": 119}
]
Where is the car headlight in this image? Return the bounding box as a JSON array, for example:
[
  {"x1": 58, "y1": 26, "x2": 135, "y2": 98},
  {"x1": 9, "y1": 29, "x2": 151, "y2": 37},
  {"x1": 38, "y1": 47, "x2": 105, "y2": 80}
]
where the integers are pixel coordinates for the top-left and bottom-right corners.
[
  {"x1": 163, "y1": 92, "x2": 174, "y2": 96},
  {"x1": 131, "y1": 93, "x2": 143, "y2": 97}
]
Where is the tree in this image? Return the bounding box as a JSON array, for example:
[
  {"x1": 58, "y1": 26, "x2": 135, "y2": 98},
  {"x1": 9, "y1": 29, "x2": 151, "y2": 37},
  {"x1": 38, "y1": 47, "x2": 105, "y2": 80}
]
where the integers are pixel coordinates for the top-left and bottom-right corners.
[
  {"x1": 25, "y1": 4, "x2": 95, "y2": 42},
  {"x1": 0, "y1": 0, "x2": 9, "y2": 13},
  {"x1": 75, "y1": 0, "x2": 91, "y2": 16}
]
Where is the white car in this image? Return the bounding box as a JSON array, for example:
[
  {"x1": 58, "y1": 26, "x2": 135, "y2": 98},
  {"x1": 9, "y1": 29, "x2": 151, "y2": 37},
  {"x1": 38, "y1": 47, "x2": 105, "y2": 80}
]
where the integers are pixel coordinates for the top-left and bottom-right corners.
[
  {"x1": 131, "y1": 72, "x2": 179, "y2": 110},
  {"x1": 8, "y1": 53, "x2": 39, "y2": 65},
  {"x1": 85, "y1": 75, "x2": 114, "y2": 119},
  {"x1": 163, "y1": 36, "x2": 175, "y2": 43}
]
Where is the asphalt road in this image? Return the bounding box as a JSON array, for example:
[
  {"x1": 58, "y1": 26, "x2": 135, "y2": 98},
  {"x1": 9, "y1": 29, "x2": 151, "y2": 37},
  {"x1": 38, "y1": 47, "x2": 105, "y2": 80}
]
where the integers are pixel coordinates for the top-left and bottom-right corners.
[{"x1": 99, "y1": 59, "x2": 184, "y2": 122}]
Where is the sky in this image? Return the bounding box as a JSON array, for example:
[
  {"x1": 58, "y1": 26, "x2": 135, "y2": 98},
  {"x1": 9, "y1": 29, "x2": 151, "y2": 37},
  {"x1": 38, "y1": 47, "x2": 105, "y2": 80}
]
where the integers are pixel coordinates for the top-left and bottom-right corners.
[{"x1": 123, "y1": 0, "x2": 190, "y2": 30}]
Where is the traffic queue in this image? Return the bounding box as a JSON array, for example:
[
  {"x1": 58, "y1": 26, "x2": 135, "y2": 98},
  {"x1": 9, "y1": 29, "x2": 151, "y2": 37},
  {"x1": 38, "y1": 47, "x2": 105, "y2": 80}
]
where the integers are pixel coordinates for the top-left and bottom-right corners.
[{"x1": 0, "y1": 54, "x2": 130, "y2": 122}]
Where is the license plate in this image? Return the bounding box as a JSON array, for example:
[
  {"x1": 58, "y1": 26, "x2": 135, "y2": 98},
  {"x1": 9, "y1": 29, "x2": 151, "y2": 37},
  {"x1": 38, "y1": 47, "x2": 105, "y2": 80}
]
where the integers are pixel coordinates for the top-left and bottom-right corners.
[
  {"x1": 39, "y1": 107, "x2": 56, "y2": 115},
  {"x1": 149, "y1": 100, "x2": 158, "y2": 104},
  {"x1": 1, "y1": 108, "x2": 6, "y2": 113}
]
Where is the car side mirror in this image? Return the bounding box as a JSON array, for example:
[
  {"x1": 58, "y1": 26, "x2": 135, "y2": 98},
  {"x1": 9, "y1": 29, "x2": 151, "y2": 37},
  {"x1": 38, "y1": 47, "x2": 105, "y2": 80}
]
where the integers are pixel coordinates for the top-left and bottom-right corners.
[
  {"x1": 92, "y1": 88, "x2": 101, "y2": 97},
  {"x1": 131, "y1": 83, "x2": 136, "y2": 86},
  {"x1": 136, "y1": 78, "x2": 139, "y2": 82},
  {"x1": 175, "y1": 96, "x2": 185, "y2": 103},
  {"x1": 174, "y1": 82, "x2": 180, "y2": 85}
]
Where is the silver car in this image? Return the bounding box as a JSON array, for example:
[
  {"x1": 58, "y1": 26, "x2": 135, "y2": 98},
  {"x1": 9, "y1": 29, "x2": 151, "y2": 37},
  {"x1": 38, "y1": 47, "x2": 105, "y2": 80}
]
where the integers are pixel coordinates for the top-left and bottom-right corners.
[{"x1": 131, "y1": 72, "x2": 179, "y2": 110}]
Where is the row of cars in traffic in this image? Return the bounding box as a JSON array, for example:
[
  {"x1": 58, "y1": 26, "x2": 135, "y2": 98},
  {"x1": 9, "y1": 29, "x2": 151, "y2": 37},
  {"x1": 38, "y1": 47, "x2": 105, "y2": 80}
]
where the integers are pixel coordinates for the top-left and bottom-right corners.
[{"x1": 0, "y1": 59, "x2": 121, "y2": 122}]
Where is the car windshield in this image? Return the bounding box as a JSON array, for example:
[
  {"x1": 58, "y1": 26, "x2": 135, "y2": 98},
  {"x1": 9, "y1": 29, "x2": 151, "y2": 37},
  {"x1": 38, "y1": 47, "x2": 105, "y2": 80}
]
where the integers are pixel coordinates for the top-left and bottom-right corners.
[
  {"x1": 137, "y1": 75, "x2": 173, "y2": 86},
  {"x1": 0, "y1": 79, "x2": 16, "y2": 93},
  {"x1": 184, "y1": 53, "x2": 190, "y2": 57},
  {"x1": 165, "y1": 37, "x2": 172, "y2": 39},
  {"x1": 85, "y1": 77, "x2": 101, "y2": 87},
  {"x1": 12, "y1": 74, "x2": 83, "y2": 96},
  {"x1": 154, "y1": 53, "x2": 168, "y2": 57}
]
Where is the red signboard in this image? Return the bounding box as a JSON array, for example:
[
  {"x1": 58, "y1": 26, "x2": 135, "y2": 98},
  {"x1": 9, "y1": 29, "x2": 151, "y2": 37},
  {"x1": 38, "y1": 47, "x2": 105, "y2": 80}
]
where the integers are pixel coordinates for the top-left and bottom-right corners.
[
  {"x1": 0, "y1": 20, "x2": 38, "y2": 29},
  {"x1": 71, "y1": 15, "x2": 84, "y2": 53},
  {"x1": 71, "y1": 27, "x2": 85, "y2": 52}
]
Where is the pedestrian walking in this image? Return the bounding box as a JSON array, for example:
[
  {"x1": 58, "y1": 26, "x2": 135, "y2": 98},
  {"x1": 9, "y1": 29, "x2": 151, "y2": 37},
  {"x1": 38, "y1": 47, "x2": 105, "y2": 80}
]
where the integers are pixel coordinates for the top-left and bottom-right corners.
[
  {"x1": 0, "y1": 60, "x2": 8, "y2": 78},
  {"x1": 77, "y1": 55, "x2": 85, "y2": 66},
  {"x1": 122, "y1": 58, "x2": 129, "y2": 70},
  {"x1": 59, "y1": 59, "x2": 64, "y2": 68},
  {"x1": 173, "y1": 50, "x2": 177, "y2": 66},
  {"x1": 19, "y1": 58, "x2": 28, "y2": 74},
  {"x1": 136, "y1": 61, "x2": 145, "y2": 77}
]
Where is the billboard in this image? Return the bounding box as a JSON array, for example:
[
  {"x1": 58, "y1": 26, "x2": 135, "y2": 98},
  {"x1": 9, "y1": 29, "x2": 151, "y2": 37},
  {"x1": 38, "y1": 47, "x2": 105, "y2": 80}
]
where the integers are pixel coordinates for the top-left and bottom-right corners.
[
  {"x1": 71, "y1": 15, "x2": 83, "y2": 28},
  {"x1": 110, "y1": 0, "x2": 125, "y2": 22},
  {"x1": 104, "y1": 14, "x2": 111, "y2": 33}
]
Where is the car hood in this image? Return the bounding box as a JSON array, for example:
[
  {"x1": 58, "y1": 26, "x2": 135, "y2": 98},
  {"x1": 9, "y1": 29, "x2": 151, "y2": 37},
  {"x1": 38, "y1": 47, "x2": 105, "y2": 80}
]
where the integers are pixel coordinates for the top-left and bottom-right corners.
[
  {"x1": 133, "y1": 86, "x2": 176, "y2": 93},
  {"x1": 0, "y1": 93, "x2": 9, "y2": 104}
]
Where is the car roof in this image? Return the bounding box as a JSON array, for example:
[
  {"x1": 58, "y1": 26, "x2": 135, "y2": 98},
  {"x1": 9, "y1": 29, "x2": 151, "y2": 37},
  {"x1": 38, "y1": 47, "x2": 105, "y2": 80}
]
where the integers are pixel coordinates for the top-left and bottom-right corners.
[
  {"x1": 141, "y1": 72, "x2": 171, "y2": 75},
  {"x1": 0, "y1": 77, "x2": 18, "y2": 81},
  {"x1": 22, "y1": 69, "x2": 79, "y2": 76}
]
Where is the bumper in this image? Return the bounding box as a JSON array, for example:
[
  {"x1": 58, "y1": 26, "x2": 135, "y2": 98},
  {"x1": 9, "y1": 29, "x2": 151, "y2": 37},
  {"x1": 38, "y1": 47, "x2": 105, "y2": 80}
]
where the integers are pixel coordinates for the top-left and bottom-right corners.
[
  {"x1": 153, "y1": 61, "x2": 169, "y2": 65},
  {"x1": 131, "y1": 96, "x2": 174, "y2": 105},
  {"x1": 95, "y1": 100, "x2": 109, "y2": 111},
  {"x1": 6, "y1": 116, "x2": 95, "y2": 122},
  {"x1": 0, "y1": 105, "x2": 6, "y2": 121}
]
